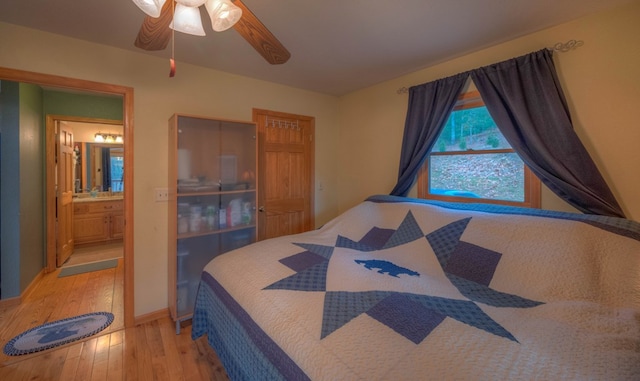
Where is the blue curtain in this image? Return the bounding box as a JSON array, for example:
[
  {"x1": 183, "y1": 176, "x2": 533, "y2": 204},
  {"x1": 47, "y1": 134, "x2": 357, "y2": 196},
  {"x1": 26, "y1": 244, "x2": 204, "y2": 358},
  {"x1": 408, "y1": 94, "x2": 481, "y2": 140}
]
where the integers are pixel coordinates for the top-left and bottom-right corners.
[
  {"x1": 470, "y1": 49, "x2": 624, "y2": 217},
  {"x1": 390, "y1": 72, "x2": 469, "y2": 197},
  {"x1": 101, "y1": 148, "x2": 111, "y2": 192},
  {"x1": 392, "y1": 49, "x2": 624, "y2": 217}
]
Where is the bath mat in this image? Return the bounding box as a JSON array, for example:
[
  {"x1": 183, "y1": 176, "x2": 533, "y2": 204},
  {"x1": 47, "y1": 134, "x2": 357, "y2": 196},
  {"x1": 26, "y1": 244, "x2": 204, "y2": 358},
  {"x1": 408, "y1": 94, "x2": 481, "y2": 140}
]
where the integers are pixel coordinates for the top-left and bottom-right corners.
[
  {"x1": 63, "y1": 244, "x2": 123, "y2": 267},
  {"x1": 3, "y1": 312, "x2": 114, "y2": 356},
  {"x1": 58, "y1": 259, "x2": 118, "y2": 277}
]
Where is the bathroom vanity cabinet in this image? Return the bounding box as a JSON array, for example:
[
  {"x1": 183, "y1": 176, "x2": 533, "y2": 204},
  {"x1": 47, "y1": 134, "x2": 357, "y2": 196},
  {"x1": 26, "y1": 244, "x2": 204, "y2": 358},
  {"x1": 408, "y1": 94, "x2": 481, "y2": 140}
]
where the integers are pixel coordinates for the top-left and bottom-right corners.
[
  {"x1": 73, "y1": 198, "x2": 124, "y2": 246},
  {"x1": 168, "y1": 114, "x2": 257, "y2": 333}
]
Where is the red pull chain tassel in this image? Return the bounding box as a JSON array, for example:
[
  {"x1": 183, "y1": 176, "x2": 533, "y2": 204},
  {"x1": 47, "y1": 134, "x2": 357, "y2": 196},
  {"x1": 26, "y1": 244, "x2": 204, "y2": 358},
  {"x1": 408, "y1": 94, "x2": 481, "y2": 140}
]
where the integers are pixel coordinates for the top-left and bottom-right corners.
[{"x1": 169, "y1": 58, "x2": 176, "y2": 77}]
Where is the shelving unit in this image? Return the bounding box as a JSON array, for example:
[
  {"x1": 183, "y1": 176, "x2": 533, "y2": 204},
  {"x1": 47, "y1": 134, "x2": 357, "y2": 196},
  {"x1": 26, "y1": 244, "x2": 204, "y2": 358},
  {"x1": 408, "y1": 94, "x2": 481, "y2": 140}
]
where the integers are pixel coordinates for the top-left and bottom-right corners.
[{"x1": 168, "y1": 114, "x2": 257, "y2": 333}]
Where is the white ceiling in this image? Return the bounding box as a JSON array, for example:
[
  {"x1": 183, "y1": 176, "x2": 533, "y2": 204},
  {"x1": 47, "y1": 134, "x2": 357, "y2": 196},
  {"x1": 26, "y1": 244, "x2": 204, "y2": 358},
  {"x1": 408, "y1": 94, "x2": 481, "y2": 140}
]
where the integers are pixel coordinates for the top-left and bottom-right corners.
[{"x1": 0, "y1": 0, "x2": 636, "y2": 96}]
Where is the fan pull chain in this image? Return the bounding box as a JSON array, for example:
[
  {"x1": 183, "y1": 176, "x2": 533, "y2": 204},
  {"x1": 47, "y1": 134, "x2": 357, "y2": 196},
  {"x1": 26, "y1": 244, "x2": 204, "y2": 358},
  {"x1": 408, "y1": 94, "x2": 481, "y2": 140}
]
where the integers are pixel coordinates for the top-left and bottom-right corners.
[{"x1": 169, "y1": 0, "x2": 176, "y2": 77}]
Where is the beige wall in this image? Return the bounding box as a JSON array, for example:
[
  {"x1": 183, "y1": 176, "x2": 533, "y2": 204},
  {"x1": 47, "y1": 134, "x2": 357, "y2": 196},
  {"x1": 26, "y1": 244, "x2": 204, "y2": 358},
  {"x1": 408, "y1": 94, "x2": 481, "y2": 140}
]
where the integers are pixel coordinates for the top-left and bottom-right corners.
[
  {"x1": 1, "y1": 1, "x2": 638, "y2": 317},
  {"x1": 337, "y1": 2, "x2": 640, "y2": 222},
  {"x1": 0, "y1": 22, "x2": 341, "y2": 316}
]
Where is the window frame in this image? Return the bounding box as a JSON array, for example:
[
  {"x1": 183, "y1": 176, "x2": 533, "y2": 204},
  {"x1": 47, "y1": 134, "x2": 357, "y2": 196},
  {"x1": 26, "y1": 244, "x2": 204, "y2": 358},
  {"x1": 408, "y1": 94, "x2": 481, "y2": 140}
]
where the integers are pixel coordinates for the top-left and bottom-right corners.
[{"x1": 417, "y1": 91, "x2": 541, "y2": 208}]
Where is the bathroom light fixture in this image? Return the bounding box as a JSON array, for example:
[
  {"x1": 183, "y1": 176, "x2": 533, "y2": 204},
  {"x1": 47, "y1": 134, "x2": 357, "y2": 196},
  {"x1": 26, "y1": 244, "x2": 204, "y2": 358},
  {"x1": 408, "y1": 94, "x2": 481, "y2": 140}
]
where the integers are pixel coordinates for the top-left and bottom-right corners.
[{"x1": 94, "y1": 133, "x2": 123, "y2": 144}]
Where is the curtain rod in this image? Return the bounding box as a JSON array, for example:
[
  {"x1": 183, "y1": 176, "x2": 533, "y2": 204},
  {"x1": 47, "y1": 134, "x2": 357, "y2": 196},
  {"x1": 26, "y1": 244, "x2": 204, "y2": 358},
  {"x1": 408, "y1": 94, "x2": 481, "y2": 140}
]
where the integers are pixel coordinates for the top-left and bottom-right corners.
[
  {"x1": 396, "y1": 39, "x2": 584, "y2": 94},
  {"x1": 549, "y1": 39, "x2": 584, "y2": 52}
]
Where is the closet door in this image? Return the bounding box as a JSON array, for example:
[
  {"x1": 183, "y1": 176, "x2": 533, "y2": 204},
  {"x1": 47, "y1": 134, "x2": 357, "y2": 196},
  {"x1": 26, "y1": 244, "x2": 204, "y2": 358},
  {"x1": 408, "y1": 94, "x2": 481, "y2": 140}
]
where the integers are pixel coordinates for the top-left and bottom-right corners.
[{"x1": 254, "y1": 109, "x2": 315, "y2": 240}]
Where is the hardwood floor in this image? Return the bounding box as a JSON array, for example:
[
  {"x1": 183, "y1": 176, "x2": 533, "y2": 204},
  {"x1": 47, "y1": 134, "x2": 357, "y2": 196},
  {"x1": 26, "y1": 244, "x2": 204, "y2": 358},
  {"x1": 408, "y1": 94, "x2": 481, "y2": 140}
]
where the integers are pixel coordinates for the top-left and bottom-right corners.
[{"x1": 0, "y1": 257, "x2": 229, "y2": 380}]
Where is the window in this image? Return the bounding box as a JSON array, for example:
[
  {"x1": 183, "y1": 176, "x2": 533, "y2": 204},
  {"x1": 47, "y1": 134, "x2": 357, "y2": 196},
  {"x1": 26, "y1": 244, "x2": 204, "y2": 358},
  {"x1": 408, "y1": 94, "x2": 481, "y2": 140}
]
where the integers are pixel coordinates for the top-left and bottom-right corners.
[
  {"x1": 110, "y1": 148, "x2": 124, "y2": 191},
  {"x1": 417, "y1": 91, "x2": 540, "y2": 208}
]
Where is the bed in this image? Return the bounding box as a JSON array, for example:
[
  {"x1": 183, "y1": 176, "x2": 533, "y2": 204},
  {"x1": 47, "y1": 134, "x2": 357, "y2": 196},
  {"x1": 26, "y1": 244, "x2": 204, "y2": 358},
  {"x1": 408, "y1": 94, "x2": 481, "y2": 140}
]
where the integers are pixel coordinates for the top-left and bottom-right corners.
[{"x1": 192, "y1": 195, "x2": 640, "y2": 380}]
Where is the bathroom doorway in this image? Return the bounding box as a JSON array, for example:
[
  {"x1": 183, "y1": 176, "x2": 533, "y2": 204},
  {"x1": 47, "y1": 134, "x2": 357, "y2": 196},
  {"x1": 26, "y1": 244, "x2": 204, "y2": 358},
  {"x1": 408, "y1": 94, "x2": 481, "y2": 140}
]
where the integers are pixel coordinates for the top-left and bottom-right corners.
[
  {"x1": 0, "y1": 66, "x2": 135, "y2": 328},
  {"x1": 47, "y1": 116, "x2": 125, "y2": 268}
]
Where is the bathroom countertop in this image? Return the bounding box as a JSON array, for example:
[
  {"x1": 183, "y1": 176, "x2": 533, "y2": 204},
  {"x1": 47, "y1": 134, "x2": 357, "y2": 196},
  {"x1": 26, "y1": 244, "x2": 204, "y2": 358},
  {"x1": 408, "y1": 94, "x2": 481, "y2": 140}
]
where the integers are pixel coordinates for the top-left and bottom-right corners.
[{"x1": 73, "y1": 195, "x2": 124, "y2": 203}]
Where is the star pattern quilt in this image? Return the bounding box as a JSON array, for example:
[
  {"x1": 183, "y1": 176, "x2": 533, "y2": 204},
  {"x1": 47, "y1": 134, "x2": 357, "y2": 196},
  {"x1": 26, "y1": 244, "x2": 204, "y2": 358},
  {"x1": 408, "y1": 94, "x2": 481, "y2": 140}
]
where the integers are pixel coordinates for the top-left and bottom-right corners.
[{"x1": 192, "y1": 195, "x2": 640, "y2": 380}]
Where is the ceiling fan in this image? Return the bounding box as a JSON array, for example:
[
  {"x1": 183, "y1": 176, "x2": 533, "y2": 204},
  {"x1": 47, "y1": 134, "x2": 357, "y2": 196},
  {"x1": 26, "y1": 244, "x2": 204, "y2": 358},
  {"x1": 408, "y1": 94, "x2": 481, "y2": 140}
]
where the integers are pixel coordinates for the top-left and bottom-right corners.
[{"x1": 132, "y1": 0, "x2": 290, "y2": 65}]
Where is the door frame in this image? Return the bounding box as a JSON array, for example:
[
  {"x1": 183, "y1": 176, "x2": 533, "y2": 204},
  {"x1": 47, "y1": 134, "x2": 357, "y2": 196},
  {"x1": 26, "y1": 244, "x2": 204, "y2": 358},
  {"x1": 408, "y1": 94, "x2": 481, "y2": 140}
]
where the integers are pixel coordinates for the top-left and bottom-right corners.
[
  {"x1": 46, "y1": 115, "x2": 123, "y2": 267},
  {"x1": 0, "y1": 67, "x2": 135, "y2": 328}
]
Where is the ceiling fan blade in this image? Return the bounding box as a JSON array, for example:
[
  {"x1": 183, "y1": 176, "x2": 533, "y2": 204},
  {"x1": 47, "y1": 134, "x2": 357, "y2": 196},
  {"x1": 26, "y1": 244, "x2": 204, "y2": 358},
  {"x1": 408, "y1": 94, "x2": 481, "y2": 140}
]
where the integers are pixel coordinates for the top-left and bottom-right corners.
[
  {"x1": 232, "y1": 0, "x2": 291, "y2": 65},
  {"x1": 134, "y1": 0, "x2": 175, "y2": 51}
]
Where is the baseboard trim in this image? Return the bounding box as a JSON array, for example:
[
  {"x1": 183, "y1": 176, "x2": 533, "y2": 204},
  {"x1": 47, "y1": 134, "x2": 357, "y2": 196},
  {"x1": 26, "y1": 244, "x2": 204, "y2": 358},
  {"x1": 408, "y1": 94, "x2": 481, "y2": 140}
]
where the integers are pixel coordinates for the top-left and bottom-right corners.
[
  {"x1": 134, "y1": 308, "x2": 170, "y2": 326},
  {"x1": 0, "y1": 295, "x2": 21, "y2": 308},
  {"x1": 22, "y1": 268, "x2": 45, "y2": 300},
  {"x1": 0, "y1": 268, "x2": 45, "y2": 308}
]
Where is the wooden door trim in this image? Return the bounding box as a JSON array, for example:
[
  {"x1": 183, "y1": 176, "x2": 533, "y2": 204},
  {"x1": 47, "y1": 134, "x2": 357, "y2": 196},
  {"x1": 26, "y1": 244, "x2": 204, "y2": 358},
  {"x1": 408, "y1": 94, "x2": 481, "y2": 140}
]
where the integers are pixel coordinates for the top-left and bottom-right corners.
[
  {"x1": 0, "y1": 67, "x2": 135, "y2": 328},
  {"x1": 252, "y1": 108, "x2": 315, "y2": 239}
]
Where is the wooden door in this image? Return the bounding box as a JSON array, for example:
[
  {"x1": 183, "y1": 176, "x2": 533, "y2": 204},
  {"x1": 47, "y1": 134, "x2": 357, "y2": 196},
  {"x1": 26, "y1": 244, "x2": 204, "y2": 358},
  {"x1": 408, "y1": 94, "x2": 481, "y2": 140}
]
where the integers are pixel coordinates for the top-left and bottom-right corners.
[
  {"x1": 254, "y1": 109, "x2": 314, "y2": 240},
  {"x1": 57, "y1": 123, "x2": 75, "y2": 266}
]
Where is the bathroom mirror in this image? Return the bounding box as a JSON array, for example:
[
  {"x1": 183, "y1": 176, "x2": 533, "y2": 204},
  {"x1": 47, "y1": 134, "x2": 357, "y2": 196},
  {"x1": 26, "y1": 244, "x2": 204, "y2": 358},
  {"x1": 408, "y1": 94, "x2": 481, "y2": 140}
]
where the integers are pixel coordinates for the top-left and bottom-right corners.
[{"x1": 74, "y1": 142, "x2": 124, "y2": 193}]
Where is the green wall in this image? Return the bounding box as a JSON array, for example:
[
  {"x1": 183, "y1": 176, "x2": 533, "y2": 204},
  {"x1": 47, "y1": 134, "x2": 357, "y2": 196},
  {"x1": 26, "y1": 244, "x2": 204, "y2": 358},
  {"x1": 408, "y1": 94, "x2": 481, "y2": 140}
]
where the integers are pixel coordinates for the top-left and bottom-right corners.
[
  {"x1": 19, "y1": 83, "x2": 45, "y2": 293},
  {"x1": 0, "y1": 80, "x2": 21, "y2": 298},
  {"x1": 43, "y1": 91, "x2": 123, "y2": 120},
  {"x1": 0, "y1": 84, "x2": 122, "y2": 299},
  {"x1": 0, "y1": 81, "x2": 44, "y2": 298}
]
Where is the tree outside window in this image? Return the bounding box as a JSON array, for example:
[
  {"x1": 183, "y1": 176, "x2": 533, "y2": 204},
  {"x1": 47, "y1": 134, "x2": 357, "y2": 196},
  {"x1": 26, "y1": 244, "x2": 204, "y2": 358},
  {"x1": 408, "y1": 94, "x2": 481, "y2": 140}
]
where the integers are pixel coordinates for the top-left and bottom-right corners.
[{"x1": 418, "y1": 91, "x2": 540, "y2": 208}]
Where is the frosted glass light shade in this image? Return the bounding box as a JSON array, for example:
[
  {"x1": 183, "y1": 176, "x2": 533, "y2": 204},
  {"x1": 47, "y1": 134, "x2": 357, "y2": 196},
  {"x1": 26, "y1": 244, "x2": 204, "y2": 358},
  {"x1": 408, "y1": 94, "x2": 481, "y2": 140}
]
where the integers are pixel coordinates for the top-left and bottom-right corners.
[
  {"x1": 170, "y1": 3, "x2": 206, "y2": 36},
  {"x1": 132, "y1": 0, "x2": 167, "y2": 18},
  {"x1": 176, "y1": 0, "x2": 207, "y2": 7},
  {"x1": 205, "y1": 0, "x2": 242, "y2": 32}
]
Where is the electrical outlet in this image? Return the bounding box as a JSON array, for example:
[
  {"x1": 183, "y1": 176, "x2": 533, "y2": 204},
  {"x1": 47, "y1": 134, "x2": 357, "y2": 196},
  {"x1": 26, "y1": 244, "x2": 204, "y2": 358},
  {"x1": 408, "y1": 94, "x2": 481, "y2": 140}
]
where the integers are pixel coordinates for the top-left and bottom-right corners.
[{"x1": 155, "y1": 188, "x2": 169, "y2": 202}]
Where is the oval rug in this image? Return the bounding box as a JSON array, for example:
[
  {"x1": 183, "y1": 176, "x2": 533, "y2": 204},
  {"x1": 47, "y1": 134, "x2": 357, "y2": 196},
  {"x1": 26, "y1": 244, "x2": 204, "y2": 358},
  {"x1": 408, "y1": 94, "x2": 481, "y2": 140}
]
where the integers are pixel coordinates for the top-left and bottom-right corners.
[{"x1": 3, "y1": 312, "x2": 114, "y2": 356}]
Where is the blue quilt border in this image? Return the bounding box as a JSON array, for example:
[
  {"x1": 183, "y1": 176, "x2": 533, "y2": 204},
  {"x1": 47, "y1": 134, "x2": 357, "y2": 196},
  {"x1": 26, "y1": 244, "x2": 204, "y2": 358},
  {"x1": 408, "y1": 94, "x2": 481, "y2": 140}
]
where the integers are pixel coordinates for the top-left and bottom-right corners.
[
  {"x1": 192, "y1": 271, "x2": 310, "y2": 381},
  {"x1": 366, "y1": 195, "x2": 640, "y2": 242}
]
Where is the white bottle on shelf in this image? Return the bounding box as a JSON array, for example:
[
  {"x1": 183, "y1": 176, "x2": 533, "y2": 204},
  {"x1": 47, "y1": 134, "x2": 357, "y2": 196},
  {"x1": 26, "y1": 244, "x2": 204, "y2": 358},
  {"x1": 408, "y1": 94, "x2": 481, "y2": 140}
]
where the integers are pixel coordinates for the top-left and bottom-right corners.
[
  {"x1": 229, "y1": 198, "x2": 242, "y2": 227},
  {"x1": 219, "y1": 208, "x2": 227, "y2": 229}
]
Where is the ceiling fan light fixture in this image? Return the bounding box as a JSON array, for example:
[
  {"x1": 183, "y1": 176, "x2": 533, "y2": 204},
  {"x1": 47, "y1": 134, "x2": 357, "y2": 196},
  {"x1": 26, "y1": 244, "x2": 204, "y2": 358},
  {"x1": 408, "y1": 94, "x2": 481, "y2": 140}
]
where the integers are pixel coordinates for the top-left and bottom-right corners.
[
  {"x1": 206, "y1": 0, "x2": 242, "y2": 32},
  {"x1": 170, "y1": 3, "x2": 206, "y2": 36},
  {"x1": 176, "y1": 0, "x2": 207, "y2": 7},
  {"x1": 132, "y1": 0, "x2": 167, "y2": 18}
]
